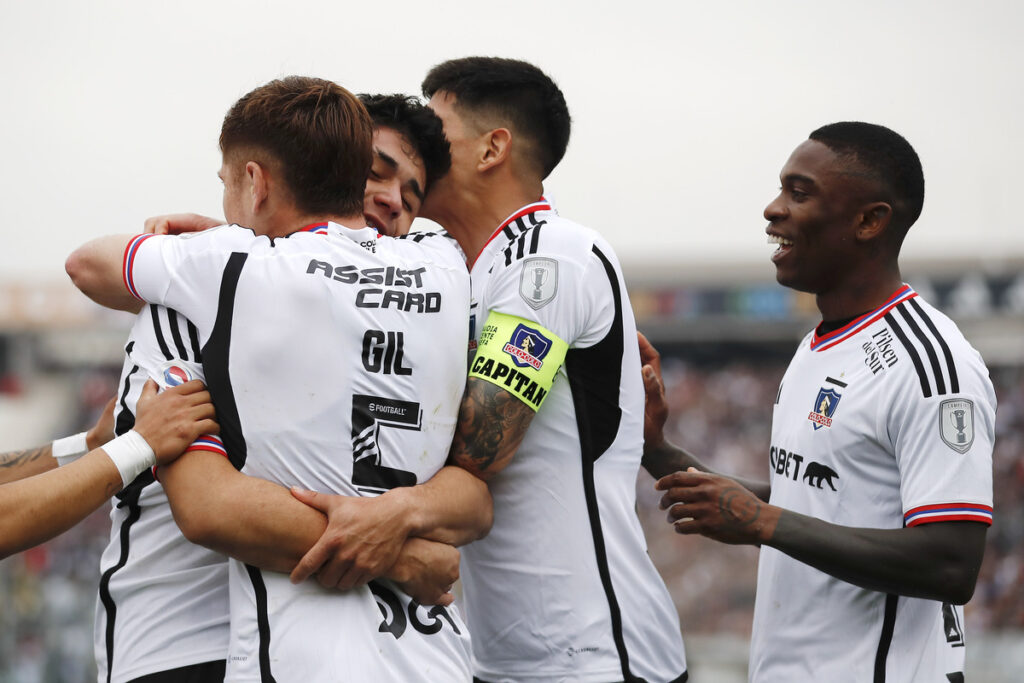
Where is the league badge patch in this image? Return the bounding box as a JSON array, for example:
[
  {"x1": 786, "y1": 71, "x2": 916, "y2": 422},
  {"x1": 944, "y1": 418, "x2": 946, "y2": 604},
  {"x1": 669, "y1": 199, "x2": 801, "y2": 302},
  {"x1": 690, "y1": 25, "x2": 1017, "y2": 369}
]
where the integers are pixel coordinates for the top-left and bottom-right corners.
[
  {"x1": 519, "y1": 257, "x2": 558, "y2": 310},
  {"x1": 807, "y1": 387, "x2": 842, "y2": 430},
  {"x1": 939, "y1": 399, "x2": 975, "y2": 453},
  {"x1": 158, "y1": 360, "x2": 201, "y2": 390},
  {"x1": 503, "y1": 324, "x2": 552, "y2": 370}
]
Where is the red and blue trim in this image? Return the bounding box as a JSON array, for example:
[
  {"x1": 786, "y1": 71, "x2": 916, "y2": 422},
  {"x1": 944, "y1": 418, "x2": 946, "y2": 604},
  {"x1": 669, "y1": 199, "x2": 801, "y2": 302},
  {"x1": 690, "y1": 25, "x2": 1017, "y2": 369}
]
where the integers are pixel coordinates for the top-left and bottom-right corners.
[
  {"x1": 122, "y1": 234, "x2": 156, "y2": 301},
  {"x1": 810, "y1": 285, "x2": 917, "y2": 352},
  {"x1": 185, "y1": 435, "x2": 228, "y2": 458},
  {"x1": 904, "y1": 502, "x2": 993, "y2": 527},
  {"x1": 299, "y1": 222, "x2": 329, "y2": 235}
]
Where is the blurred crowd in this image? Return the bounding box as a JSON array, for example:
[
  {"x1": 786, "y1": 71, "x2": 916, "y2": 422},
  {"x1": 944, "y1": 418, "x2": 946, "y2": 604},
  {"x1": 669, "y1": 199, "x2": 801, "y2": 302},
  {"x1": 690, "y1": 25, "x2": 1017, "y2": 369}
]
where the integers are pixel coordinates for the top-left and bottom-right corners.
[
  {"x1": 2, "y1": 356, "x2": 1022, "y2": 679},
  {"x1": 635, "y1": 355, "x2": 1024, "y2": 637}
]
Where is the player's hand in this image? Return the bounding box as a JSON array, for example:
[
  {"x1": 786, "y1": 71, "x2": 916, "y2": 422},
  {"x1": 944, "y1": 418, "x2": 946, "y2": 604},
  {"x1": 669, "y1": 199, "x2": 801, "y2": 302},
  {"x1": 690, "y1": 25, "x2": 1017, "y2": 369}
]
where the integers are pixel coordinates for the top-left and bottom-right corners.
[
  {"x1": 638, "y1": 332, "x2": 668, "y2": 453},
  {"x1": 656, "y1": 468, "x2": 778, "y2": 546},
  {"x1": 144, "y1": 213, "x2": 223, "y2": 235},
  {"x1": 387, "y1": 537, "x2": 460, "y2": 607},
  {"x1": 134, "y1": 380, "x2": 219, "y2": 465},
  {"x1": 289, "y1": 488, "x2": 413, "y2": 590},
  {"x1": 85, "y1": 396, "x2": 118, "y2": 451}
]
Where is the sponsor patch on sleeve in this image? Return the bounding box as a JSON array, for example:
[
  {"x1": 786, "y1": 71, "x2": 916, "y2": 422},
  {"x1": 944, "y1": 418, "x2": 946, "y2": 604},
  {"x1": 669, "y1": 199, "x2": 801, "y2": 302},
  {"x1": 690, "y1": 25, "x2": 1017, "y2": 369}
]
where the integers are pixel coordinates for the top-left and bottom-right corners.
[{"x1": 469, "y1": 311, "x2": 568, "y2": 411}]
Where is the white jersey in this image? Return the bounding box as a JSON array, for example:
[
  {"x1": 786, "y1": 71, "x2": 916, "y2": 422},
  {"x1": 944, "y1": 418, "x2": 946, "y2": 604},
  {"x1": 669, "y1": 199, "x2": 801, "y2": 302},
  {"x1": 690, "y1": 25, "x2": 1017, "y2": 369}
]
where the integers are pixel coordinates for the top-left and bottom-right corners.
[
  {"x1": 95, "y1": 305, "x2": 229, "y2": 683},
  {"x1": 124, "y1": 223, "x2": 472, "y2": 682},
  {"x1": 750, "y1": 285, "x2": 995, "y2": 682},
  {"x1": 463, "y1": 200, "x2": 687, "y2": 682}
]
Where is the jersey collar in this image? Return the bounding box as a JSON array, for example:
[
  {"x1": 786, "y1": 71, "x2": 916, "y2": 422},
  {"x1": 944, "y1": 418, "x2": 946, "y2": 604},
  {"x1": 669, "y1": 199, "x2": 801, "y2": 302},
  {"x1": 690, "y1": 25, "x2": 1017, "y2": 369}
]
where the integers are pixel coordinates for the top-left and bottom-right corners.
[
  {"x1": 809, "y1": 284, "x2": 917, "y2": 352},
  {"x1": 468, "y1": 197, "x2": 552, "y2": 268}
]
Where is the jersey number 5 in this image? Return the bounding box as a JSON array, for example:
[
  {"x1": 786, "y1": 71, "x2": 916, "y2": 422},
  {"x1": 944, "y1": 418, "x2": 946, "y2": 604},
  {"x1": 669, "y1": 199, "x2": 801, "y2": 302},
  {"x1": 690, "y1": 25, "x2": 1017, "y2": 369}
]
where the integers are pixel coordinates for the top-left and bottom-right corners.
[{"x1": 351, "y1": 394, "x2": 421, "y2": 494}]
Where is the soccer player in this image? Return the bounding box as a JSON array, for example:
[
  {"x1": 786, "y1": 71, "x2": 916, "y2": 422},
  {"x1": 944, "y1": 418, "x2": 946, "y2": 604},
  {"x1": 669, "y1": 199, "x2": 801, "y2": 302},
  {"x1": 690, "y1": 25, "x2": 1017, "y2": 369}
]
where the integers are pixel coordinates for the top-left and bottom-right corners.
[
  {"x1": 67, "y1": 76, "x2": 488, "y2": 681},
  {"x1": 644, "y1": 123, "x2": 994, "y2": 682},
  {"x1": 68, "y1": 92, "x2": 463, "y2": 683},
  {"x1": 421, "y1": 57, "x2": 689, "y2": 682},
  {"x1": 0, "y1": 379, "x2": 216, "y2": 559}
]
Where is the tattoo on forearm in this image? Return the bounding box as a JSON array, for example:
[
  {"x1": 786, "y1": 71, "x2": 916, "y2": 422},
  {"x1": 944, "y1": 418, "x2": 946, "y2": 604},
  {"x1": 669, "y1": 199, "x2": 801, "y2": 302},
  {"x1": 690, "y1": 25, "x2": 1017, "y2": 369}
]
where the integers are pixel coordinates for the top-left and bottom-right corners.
[
  {"x1": 719, "y1": 487, "x2": 761, "y2": 528},
  {"x1": 0, "y1": 446, "x2": 50, "y2": 470},
  {"x1": 451, "y1": 381, "x2": 533, "y2": 475}
]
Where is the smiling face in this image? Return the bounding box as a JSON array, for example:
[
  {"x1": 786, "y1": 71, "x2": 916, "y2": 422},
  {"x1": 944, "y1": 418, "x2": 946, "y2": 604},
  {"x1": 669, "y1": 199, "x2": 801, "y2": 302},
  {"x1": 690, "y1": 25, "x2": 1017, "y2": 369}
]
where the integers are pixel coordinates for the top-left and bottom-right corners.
[
  {"x1": 763, "y1": 139, "x2": 876, "y2": 296},
  {"x1": 363, "y1": 126, "x2": 427, "y2": 237}
]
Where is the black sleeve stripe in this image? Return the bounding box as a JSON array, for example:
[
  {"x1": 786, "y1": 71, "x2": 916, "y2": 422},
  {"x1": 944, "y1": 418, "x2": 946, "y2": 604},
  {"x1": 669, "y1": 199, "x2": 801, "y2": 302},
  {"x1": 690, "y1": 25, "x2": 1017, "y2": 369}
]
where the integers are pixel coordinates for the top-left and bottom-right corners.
[
  {"x1": 885, "y1": 312, "x2": 932, "y2": 398},
  {"x1": 515, "y1": 233, "x2": 527, "y2": 261},
  {"x1": 502, "y1": 224, "x2": 517, "y2": 241},
  {"x1": 166, "y1": 308, "x2": 191, "y2": 360},
  {"x1": 908, "y1": 298, "x2": 959, "y2": 393},
  {"x1": 187, "y1": 320, "x2": 203, "y2": 362},
  {"x1": 149, "y1": 306, "x2": 173, "y2": 361},
  {"x1": 896, "y1": 303, "x2": 946, "y2": 394}
]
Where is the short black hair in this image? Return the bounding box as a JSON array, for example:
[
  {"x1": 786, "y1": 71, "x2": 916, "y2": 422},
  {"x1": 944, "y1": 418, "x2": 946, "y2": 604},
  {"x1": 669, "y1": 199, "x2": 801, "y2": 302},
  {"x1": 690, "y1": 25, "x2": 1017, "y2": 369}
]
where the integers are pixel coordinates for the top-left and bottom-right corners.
[
  {"x1": 422, "y1": 57, "x2": 571, "y2": 179},
  {"x1": 809, "y1": 122, "x2": 925, "y2": 234},
  {"x1": 359, "y1": 94, "x2": 451, "y2": 193}
]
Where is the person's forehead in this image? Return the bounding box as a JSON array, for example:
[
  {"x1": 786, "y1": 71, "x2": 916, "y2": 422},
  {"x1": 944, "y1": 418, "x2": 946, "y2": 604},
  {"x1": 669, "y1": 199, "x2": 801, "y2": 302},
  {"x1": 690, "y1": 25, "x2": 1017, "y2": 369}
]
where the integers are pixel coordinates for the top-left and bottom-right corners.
[{"x1": 781, "y1": 139, "x2": 841, "y2": 179}]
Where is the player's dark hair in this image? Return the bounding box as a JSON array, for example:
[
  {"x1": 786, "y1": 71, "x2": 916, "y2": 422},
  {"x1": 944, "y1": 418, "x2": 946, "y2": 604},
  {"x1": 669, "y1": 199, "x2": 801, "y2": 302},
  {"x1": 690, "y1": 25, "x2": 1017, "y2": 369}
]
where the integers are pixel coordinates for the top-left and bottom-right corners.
[
  {"x1": 359, "y1": 93, "x2": 451, "y2": 193},
  {"x1": 809, "y1": 122, "x2": 925, "y2": 236},
  {"x1": 422, "y1": 57, "x2": 571, "y2": 179},
  {"x1": 220, "y1": 76, "x2": 372, "y2": 217}
]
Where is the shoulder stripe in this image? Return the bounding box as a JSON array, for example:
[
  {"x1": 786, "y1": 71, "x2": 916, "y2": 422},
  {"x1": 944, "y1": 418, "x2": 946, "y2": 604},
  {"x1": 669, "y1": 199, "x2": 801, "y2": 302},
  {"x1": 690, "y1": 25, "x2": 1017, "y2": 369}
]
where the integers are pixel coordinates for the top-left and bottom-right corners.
[
  {"x1": 905, "y1": 503, "x2": 992, "y2": 526},
  {"x1": 908, "y1": 298, "x2": 959, "y2": 393},
  {"x1": 895, "y1": 303, "x2": 946, "y2": 394},
  {"x1": 187, "y1": 320, "x2": 203, "y2": 362},
  {"x1": 166, "y1": 308, "x2": 191, "y2": 360},
  {"x1": 149, "y1": 306, "x2": 173, "y2": 362},
  {"x1": 884, "y1": 311, "x2": 932, "y2": 397}
]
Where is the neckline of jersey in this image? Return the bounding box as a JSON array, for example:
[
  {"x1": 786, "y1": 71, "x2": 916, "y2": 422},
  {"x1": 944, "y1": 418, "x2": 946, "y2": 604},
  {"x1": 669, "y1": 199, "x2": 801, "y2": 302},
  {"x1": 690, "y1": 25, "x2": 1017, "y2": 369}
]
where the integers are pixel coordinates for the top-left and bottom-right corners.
[
  {"x1": 467, "y1": 197, "x2": 551, "y2": 268},
  {"x1": 809, "y1": 284, "x2": 917, "y2": 352}
]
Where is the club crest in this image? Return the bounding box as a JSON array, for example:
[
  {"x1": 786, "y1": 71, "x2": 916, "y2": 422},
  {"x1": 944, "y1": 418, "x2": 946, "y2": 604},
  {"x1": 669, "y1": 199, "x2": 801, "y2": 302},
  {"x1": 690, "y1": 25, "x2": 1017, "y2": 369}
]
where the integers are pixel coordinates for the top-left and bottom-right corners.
[
  {"x1": 503, "y1": 324, "x2": 552, "y2": 370},
  {"x1": 939, "y1": 399, "x2": 975, "y2": 453},
  {"x1": 519, "y1": 257, "x2": 558, "y2": 309},
  {"x1": 808, "y1": 387, "x2": 842, "y2": 429}
]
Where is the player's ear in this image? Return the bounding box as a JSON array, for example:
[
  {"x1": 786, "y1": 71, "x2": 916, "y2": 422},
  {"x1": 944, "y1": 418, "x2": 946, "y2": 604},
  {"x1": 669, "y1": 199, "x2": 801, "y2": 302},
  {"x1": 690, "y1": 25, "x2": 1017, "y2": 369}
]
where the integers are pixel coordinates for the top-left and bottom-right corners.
[
  {"x1": 855, "y1": 202, "x2": 892, "y2": 242},
  {"x1": 478, "y1": 128, "x2": 512, "y2": 172},
  {"x1": 246, "y1": 161, "x2": 270, "y2": 214}
]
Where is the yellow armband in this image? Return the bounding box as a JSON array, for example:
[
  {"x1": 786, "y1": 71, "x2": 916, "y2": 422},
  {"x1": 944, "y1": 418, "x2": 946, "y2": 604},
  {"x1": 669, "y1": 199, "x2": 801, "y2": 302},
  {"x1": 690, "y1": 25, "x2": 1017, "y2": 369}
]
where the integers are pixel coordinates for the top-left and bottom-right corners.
[{"x1": 468, "y1": 311, "x2": 568, "y2": 411}]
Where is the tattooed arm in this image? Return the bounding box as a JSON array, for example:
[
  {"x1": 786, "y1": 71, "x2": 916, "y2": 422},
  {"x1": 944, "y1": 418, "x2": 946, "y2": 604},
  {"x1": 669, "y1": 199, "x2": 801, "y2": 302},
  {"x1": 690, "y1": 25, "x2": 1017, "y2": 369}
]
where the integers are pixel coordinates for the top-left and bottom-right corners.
[
  {"x1": 0, "y1": 397, "x2": 117, "y2": 486},
  {"x1": 0, "y1": 444, "x2": 56, "y2": 485},
  {"x1": 656, "y1": 469, "x2": 986, "y2": 603},
  {"x1": 448, "y1": 377, "x2": 536, "y2": 481}
]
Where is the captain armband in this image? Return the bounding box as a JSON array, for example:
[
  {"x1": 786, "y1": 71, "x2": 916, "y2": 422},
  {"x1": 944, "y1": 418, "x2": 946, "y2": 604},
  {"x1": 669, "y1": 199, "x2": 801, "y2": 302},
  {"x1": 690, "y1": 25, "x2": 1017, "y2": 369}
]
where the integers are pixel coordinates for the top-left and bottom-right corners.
[{"x1": 468, "y1": 311, "x2": 568, "y2": 412}]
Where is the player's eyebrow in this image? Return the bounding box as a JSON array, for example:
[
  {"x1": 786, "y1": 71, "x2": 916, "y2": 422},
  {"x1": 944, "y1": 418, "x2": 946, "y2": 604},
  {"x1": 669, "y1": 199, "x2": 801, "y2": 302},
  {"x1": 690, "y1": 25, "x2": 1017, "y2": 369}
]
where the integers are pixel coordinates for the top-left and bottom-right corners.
[
  {"x1": 782, "y1": 172, "x2": 816, "y2": 187},
  {"x1": 374, "y1": 147, "x2": 399, "y2": 172},
  {"x1": 405, "y1": 178, "x2": 424, "y2": 203},
  {"x1": 377, "y1": 147, "x2": 425, "y2": 202}
]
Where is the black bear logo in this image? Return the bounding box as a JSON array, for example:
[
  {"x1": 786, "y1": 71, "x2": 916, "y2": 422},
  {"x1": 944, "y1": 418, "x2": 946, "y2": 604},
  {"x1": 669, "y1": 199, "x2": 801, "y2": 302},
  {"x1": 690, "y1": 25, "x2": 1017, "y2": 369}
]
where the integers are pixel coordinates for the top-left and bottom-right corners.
[{"x1": 802, "y1": 462, "x2": 839, "y2": 491}]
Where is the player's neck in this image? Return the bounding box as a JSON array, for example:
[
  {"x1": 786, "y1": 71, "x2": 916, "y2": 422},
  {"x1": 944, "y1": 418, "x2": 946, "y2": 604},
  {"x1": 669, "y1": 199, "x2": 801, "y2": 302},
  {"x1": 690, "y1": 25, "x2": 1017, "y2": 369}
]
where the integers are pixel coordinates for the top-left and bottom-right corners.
[
  {"x1": 815, "y1": 264, "x2": 903, "y2": 322},
  {"x1": 262, "y1": 211, "x2": 362, "y2": 238},
  {"x1": 440, "y1": 181, "x2": 544, "y2": 265}
]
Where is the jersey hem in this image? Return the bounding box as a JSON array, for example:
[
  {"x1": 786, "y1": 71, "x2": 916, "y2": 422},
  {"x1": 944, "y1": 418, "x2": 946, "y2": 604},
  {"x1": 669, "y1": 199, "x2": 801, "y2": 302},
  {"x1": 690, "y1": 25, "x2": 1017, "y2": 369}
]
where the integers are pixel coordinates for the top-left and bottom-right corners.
[{"x1": 108, "y1": 646, "x2": 228, "y2": 683}]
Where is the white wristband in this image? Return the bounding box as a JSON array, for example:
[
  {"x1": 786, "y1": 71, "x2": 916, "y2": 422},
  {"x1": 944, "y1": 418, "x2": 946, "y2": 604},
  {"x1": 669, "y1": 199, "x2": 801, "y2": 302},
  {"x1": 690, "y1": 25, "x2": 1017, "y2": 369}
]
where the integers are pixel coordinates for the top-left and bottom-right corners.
[
  {"x1": 52, "y1": 432, "x2": 90, "y2": 467},
  {"x1": 102, "y1": 430, "x2": 157, "y2": 488}
]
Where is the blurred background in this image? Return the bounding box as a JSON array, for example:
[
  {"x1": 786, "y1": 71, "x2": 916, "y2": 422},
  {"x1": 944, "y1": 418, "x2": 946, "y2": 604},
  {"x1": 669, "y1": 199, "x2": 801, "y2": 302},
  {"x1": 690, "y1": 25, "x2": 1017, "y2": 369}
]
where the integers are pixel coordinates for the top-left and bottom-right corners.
[{"x1": 2, "y1": 0, "x2": 1022, "y2": 680}]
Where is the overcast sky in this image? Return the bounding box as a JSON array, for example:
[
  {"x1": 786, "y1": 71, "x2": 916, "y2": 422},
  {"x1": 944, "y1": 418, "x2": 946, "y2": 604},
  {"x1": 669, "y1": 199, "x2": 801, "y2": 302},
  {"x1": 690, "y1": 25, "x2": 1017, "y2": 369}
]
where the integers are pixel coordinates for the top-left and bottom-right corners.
[{"x1": 1, "y1": 0, "x2": 1020, "y2": 284}]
